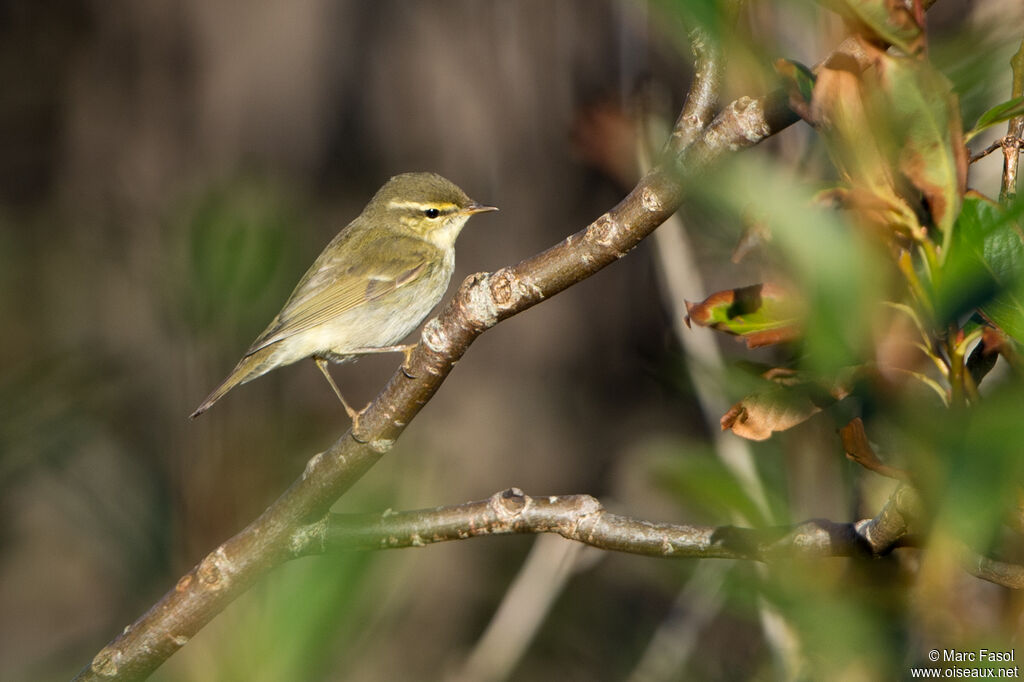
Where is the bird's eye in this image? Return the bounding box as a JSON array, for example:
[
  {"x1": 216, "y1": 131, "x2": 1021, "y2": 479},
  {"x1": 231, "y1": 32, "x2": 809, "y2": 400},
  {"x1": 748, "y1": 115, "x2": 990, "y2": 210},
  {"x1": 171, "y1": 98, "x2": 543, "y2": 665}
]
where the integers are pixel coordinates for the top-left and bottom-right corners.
[{"x1": 424, "y1": 208, "x2": 440, "y2": 219}]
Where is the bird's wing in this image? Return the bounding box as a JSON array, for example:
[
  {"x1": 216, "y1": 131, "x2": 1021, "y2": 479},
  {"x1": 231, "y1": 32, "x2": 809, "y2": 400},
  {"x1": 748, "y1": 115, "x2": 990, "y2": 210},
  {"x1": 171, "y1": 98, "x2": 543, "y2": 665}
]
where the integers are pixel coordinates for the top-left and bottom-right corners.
[{"x1": 246, "y1": 232, "x2": 438, "y2": 355}]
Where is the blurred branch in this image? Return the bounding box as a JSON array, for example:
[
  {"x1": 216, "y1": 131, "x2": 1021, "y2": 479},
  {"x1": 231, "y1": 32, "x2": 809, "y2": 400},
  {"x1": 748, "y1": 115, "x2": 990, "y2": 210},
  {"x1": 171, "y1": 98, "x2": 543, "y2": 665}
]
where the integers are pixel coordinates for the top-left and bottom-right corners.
[
  {"x1": 970, "y1": 554, "x2": 1024, "y2": 589},
  {"x1": 74, "y1": 7, "x2": 946, "y2": 680},
  {"x1": 667, "y1": 21, "x2": 725, "y2": 153},
  {"x1": 445, "y1": 535, "x2": 596, "y2": 682}
]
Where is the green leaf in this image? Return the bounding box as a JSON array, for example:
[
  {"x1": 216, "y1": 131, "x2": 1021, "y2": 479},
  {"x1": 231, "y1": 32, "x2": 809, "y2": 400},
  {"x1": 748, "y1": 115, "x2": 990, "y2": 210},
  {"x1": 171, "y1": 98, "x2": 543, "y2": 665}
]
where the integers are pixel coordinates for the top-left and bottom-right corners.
[
  {"x1": 775, "y1": 59, "x2": 816, "y2": 119},
  {"x1": 685, "y1": 283, "x2": 804, "y2": 348},
  {"x1": 827, "y1": 0, "x2": 923, "y2": 56},
  {"x1": 181, "y1": 178, "x2": 303, "y2": 338},
  {"x1": 939, "y1": 195, "x2": 1024, "y2": 341},
  {"x1": 868, "y1": 49, "x2": 966, "y2": 251},
  {"x1": 964, "y1": 95, "x2": 1024, "y2": 142},
  {"x1": 697, "y1": 157, "x2": 886, "y2": 374}
]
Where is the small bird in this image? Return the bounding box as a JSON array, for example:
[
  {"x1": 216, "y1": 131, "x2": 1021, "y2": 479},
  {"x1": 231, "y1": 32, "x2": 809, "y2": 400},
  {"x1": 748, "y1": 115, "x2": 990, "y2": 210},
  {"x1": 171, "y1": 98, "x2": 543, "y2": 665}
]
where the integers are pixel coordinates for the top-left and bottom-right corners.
[{"x1": 190, "y1": 172, "x2": 497, "y2": 422}]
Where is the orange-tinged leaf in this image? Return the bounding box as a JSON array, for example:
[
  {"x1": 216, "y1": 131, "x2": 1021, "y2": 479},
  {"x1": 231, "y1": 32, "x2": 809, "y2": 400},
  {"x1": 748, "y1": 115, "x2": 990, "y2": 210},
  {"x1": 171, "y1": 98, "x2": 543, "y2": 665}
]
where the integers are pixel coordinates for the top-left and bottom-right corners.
[
  {"x1": 685, "y1": 283, "x2": 803, "y2": 348},
  {"x1": 810, "y1": 53, "x2": 922, "y2": 240},
  {"x1": 721, "y1": 389, "x2": 822, "y2": 441},
  {"x1": 721, "y1": 368, "x2": 858, "y2": 441},
  {"x1": 826, "y1": 0, "x2": 924, "y2": 56},
  {"x1": 815, "y1": 186, "x2": 923, "y2": 243},
  {"x1": 865, "y1": 43, "x2": 966, "y2": 252},
  {"x1": 812, "y1": 53, "x2": 896, "y2": 193},
  {"x1": 839, "y1": 417, "x2": 910, "y2": 480}
]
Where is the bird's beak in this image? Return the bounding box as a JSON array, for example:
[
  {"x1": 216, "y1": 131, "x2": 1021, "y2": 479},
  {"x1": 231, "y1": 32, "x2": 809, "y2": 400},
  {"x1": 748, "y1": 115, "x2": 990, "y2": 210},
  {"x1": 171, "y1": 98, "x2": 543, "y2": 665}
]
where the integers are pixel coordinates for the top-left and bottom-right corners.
[{"x1": 463, "y1": 203, "x2": 499, "y2": 215}]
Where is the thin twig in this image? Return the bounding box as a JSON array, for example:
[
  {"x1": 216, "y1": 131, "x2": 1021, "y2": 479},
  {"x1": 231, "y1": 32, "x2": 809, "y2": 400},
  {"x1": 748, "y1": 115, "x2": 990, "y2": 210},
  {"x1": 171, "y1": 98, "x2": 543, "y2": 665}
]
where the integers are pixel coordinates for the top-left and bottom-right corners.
[
  {"x1": 970, "y1": 139, "x2": 1002, "y2": 164},
  {"x1": 1001, "y1": 38, "x2": 1024, "y2": 203}
]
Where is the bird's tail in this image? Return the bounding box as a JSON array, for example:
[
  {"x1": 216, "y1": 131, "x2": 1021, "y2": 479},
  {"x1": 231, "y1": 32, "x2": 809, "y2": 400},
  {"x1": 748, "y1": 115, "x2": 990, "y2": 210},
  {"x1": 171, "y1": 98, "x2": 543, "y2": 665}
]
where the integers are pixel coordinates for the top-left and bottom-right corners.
[{"x1": 189, "y1": 347, "x2": 279, "y2": 419}]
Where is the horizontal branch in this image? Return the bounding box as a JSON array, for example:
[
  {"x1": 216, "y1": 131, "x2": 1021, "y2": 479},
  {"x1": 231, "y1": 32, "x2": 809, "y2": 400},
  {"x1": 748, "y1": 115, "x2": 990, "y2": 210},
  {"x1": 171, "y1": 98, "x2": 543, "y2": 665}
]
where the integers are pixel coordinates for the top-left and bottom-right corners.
[
  {"x1": 294, "y1": 487, "x2": 914, "y2": 562},
  {"x1": 294, "y1": 488, "x2": 1024, "y2": 592}
]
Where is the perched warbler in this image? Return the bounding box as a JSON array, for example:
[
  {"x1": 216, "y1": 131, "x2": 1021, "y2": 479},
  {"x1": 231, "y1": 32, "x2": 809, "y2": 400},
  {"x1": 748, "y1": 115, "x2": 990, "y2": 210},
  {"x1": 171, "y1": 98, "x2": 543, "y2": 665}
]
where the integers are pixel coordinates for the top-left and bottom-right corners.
[{"x1": 190, "y1": 172, "x2": 497, "y2": 421}]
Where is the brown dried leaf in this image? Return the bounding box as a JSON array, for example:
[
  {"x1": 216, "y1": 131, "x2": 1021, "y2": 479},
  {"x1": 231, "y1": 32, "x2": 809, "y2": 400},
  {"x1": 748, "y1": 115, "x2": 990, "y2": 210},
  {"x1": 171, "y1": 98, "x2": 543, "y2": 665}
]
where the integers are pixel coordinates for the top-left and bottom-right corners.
[
  {"x1": 721, "y1": 389, "x2": 822, "y2": 441},
  {"x1": 722, "y1": 368, "x2": 860, "y2": 441},
  {"x1": 839, "y1": 417, "x2": 910, "y2": 480}
]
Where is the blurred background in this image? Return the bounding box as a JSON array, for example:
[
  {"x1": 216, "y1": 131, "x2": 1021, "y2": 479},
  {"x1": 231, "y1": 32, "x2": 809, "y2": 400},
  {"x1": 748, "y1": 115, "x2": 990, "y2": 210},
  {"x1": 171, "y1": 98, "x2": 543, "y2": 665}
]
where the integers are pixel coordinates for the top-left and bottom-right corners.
[{"x1": 2, "y1": 1, "x2": 1022, "y2": 680}]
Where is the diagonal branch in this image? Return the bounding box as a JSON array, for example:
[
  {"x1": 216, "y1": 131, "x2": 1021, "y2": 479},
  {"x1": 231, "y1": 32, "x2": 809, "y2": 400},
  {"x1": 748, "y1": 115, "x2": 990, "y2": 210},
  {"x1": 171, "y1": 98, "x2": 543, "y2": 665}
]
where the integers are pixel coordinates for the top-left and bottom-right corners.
[
  {"x1": 73, "y1": 15, "x2": 941, "y2": 680},
  {"x1": 74, "y1": 105, "x2": 792, "y2": 682}
]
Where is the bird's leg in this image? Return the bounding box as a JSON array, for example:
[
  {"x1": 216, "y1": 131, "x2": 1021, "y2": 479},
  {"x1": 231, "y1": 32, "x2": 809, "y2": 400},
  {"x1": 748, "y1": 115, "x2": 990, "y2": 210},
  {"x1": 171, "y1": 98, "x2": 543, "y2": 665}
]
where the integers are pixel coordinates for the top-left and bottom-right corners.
[
  {"x1": 314, "y1": 357, "x2": 364, "y2": 435},
  {"x1": 347, "y1": 343, "x2": 418, "y2": 376}
]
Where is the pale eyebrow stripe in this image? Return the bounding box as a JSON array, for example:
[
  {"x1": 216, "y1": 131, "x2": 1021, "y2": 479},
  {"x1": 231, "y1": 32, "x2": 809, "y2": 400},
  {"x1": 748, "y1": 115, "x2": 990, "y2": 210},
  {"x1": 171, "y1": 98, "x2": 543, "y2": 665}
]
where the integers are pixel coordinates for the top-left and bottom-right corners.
[{"x1": 387, "y1": 200, "x2": 459, "y2": 212}]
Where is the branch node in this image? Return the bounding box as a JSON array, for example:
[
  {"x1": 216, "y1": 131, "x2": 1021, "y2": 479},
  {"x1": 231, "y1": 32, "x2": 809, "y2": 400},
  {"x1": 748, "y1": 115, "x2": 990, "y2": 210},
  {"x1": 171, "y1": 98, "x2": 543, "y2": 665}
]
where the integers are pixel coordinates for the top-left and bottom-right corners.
[
  {"x1": 640, "y1": 185, "x2": 664, "y2": 213},
  {"x1": 197, "y1": 546, "x2": 233, "y2": 591},
  {"x1": 421, "y1": 318, "x2": 451, "y2": 354},
  {"x1": 705, "y1": 96, "x2": 772, "y2": 152},
  {"x1": 492, "y1": 487, "x2": 529, "y2": 518},
  {"x1": 586, "y1": 213, "x2": 624, "y2": 252},
  {"x1": 455, "y1": 271, "x2": 497, "y2": 326},
  {"x1": 367, "y1": 438, "x2": 395, "y2": 454},
  {"x1": 289, "y1": 515, "x2": 328, "y2": 557},
  {"x1": 302, "y1": 451, "x2": 326, "y2": 480},
  {"x1": 90, "y1": 646, "x2": 122, "y2": 678}
]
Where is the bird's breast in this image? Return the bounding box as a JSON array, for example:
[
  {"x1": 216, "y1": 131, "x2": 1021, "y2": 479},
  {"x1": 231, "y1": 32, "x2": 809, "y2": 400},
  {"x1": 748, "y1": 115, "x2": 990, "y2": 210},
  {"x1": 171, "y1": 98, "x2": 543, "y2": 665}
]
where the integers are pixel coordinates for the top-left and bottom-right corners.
[{"x1": 321, "y1": 251, "x2": 454, "y2": 356}]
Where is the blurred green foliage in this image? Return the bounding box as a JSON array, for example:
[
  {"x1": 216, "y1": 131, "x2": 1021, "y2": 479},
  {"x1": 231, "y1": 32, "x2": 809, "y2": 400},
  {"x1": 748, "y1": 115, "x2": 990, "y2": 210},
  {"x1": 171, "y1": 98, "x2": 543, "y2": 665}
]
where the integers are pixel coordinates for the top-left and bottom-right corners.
[
  {"x1": 935, "y1": 195, "x2": 1024, "y2": 336},
  {"x1": 177, "y1": 177, "x2": 307, "y2": 348}
]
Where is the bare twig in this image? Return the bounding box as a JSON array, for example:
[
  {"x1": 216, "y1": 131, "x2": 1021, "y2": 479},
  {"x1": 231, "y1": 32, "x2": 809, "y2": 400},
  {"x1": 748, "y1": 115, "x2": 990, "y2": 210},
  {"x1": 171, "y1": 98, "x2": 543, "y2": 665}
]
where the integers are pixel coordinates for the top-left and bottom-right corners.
[
  {"x1": 1001, "y1": 38, "x2": 1024, "y2": 203},
  {"x1": 454, "y1": 20, "x2": 738, "y2": 682},
  {"x1": 970, "y1": 139, "x2": 1002, "y2": 164}
]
